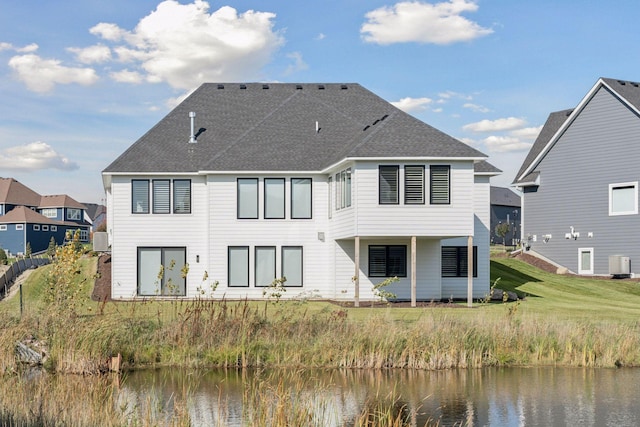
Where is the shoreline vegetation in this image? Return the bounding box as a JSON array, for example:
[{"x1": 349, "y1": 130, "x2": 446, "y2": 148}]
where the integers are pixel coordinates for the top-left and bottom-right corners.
[{"x1": 3, "y1": 238, "x2": 640, "y2": 425}]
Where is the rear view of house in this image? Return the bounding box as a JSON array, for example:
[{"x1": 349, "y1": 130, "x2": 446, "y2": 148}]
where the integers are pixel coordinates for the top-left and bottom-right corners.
[
  {"x1": 103, "y1": 83, "x2": 500, "y2": 303},
  {"x1": 514, "y1": 78, "x2": 640, "y2": 276}
]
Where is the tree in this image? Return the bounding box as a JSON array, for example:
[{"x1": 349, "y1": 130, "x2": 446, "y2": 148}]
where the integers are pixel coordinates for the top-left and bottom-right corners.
[
  {"x1": 47, "y1": 237, "x2": 57, "y2": 258},
  {"x1": 25, "y1": 242, "x2": 32, "y2": 257},
  {"x1": 495, "y1": 222, "x2": 511, "y2": 247},
  {"x1": 0, "y1": 248, "x2": 7, "y2": 265}
]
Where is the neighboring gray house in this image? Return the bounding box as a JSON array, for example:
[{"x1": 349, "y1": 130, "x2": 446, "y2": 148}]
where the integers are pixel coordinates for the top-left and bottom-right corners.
[
  {"x1": 490, "y1": 186, "x2": 521, "y2": 246},
  {"x1": 513, "y1": 77, "x2": 640, "y2": 276},
  {"x1": 103, "y1": 82, "x2": 501, "y2": 302}
]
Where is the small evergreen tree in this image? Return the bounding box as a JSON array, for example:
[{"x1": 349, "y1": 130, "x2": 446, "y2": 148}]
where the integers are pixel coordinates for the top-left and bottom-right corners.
[
  {"x1": 0, "y1": 248, "x2": 7, "y2": 265},
  {"x1": 25, "y1": 242, "x2": 32, "y2": 257},
  {"x1": 47, "y1": 236, "x2": 57, "y2": 258}
]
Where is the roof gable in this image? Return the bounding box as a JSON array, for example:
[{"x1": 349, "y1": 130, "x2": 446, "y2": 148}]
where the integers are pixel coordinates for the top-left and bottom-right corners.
[
  {"x1": 514, "y1": 77, "x2": 640, "y2": 184},
  {"x1": 104, "y1": 83, "x2": 488, "y2": 174},
  {"x1": 0, "y1": 206, "x2": 59, "y2": 224},
  {"x1": 39, "y1": 195, "x2": 86, "y2": 210}
]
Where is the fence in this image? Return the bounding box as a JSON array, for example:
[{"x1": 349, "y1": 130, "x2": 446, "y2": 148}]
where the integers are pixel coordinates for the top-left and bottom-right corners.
[{"x1": 0, "y1": 254, "x2": 51, "y2": 301}]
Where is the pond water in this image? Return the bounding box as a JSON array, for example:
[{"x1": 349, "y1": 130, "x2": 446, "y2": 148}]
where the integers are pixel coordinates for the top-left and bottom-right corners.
[
  {"x1": 2, "y1": 367, "x2": 640, "y2": 426},
  {"x1": 117, "y1": 367, "x2": 640, "y2": 426}
]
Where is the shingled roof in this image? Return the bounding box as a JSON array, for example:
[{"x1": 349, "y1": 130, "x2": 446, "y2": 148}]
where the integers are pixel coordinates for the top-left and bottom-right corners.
[
  {"x1": 0, "y1": 178, "x2": 41, "y2": 206},
  {"x1": 514, "y1": 77, "x2": 640, "y2": 185},
  {"x1": 104, "y1": 83, "x2": 489, "y2": 174}
]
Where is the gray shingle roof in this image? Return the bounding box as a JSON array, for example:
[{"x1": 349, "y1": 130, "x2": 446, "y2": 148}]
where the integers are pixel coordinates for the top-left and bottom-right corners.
[
  {"x1": 490, "y1": 186, "x2": 521, "y2": 207},
  {"x1": 104, "y1": 83, "x2": 488, "y2": 173}
]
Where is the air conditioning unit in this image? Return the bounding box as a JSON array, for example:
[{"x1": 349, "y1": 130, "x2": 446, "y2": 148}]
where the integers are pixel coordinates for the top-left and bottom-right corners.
[
  {"x1": 609, "y1": 255, "x2": 630, "y2": 276},
  {"x1": 93, "y1": 232, "x2": 109, "y2": 252}
]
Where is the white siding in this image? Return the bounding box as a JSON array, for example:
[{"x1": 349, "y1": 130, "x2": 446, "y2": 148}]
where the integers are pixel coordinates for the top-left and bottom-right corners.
[
  {"x1": 353, "y1": 161, "x2": 475, "y2": 237},
  {"x1": 207, "y1": 174, "x2": 333, "y2": 299},
  {"x1": 110, "y1": 175, "x2": 208, "y2": 299},
  {"x1": 441, "y1": 175, "x2": 491, "y2": 299}
]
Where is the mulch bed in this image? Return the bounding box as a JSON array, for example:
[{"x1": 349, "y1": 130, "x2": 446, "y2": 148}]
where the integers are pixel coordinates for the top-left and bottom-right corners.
[{"x1": 91, "y1": 253, "x2": 111, "y2": 302}]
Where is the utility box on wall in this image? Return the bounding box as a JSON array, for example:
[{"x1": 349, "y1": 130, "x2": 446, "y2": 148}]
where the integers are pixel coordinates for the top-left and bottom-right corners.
[
  {"x1": 609, "y1": 255, "x2": 630, "y2": 277},
  {"x1": 93, "y1": 232, "x2": 109, "y2": 252}
]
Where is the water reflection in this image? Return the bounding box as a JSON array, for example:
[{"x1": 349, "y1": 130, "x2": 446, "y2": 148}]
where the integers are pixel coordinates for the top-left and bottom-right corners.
[{"x1": 116, "y1": 367, "x2": 640, "y2": 426}]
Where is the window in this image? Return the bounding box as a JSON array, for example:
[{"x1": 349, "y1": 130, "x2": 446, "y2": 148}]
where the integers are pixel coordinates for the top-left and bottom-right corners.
[
  {"x1": 237, "y1": 178, "x2": 259, "y2": 219},
  {"x1": 79, "y1": 230, "x2": 89, "y2": 241},
  {"x1": 173, "y1": 180, "x2": 191, "y2": 214},
  {"x1": 67, "y1": 208, "x2": 81, "y2": 220},
  {"x1": 441, "y1": 246, "x2": 478, "y2": 277},
  {"x1": 41, "y1": 208, "x2": 57, "y2": 218},
  {"x1": 405, "y1": 166, "x2": 425, "y2": 204},
  {"x1": 369, "y1": 245, "x2": 407, "y2": 277},
  {"x1": 132, "y1": 180, "x2": 150, "y2": 213},
  {"x1": 335, "y1": 173, "x2": 341, "y2": 211},
  {"x1": 228, "y1": 246, "x2": 249, "y2": 287},
  {"x1": 328, "y1": 176, "x2": 333, "y2": 219},
  {"x1": 255, "y1": 246, "x2": 276, "y2": 286},
  {"x1": 291, "y1": 178, "x2": 312, "y2": 219},
  {"x1": 609, "y1": 182, "x2": 638, "y2": 216},
  {"x1": 51, "y1": 225, "x2": 57, "y2": 232},
  {"x1": 153, "y1": 180, "x2": 170, "y2": 214},
  {"x1": 334, "y1": 169, "x2": 352, "y2": 210},
  {"x1": 0, "y1": 225, "x2": 6, "y2": 231},
  {"x1": 578, "y1": 248, "x2": 594, "y2": 274},
  {"x1": 16, "y1": 224, "x2": 23, "y2": 230},
  {"x1": 282, "y1": 246, "x2": 303, "y2": 286},
  {"x1": 379, "y1": 166, "x2": 399, "y2": 204},
  {"x1": 42, "y1": 225, "x2": 49, "y2": 231},
  {"x1": 430, "y1": 165, "x2": 450, "y2": 205},
  {"x1": 264, "y1": 178, "x2": 285, "y2": 219},
  {"x1": 138, "y1": 247, "x2": 186, "y2": 296},
  {"x1": 33, "y1": 224, "x2": 40, "y2": 231}
]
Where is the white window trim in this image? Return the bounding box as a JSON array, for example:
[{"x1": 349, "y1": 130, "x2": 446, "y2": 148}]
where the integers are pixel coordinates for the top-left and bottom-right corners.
[
  {"x1": 16, "y1": 224, "x2": 24, "y2": 230},
  {"x1": 0, "y1": 225, "x2": 6, "y2": 231},
  {"x1": 578, "y1": 247, "x2": 594, "y2": 275},
  {"x1": 42, "y1": 225, "x2": 49, "y2": 231},
  {"x1": 33, "y1": 224, "x2": 40, "y2": 231},
  {"x1": 609, "y1": 181, "x2": 638, "y2": 216},
  {"x1": 51, "y1": 225, "x2": 57, "y2": 232},
  {"x1": 67, "y1": 208, "x2": 81, "y2": 220}
]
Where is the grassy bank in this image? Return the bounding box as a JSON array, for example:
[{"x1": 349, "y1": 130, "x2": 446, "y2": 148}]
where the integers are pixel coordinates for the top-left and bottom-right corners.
[{"x1": 3, "y1": 248, "x2": 640, "y2": 375}]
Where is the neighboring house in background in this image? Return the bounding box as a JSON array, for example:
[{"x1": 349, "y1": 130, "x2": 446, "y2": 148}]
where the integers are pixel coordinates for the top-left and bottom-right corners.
[
  {"x1": 83, "y1": 202, "x2": 107, "y2": 232},
  {"x1": 513, "y1": 77, "x2": 640, "y2": 276},
  {"x1": 0, "y1": 178, "x2": 91, "y2": 255},
  {"x1": 490, "y1": 186, "x2": 521, "y2": 246},
  {"x1": 103, "y1": 83, "x2": 500, "y2": 302}
]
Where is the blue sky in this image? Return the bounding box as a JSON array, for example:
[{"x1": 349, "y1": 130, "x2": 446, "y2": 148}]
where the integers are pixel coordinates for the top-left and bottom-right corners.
[{"x1": 2, "y1": 0, "x2": 640, "y2": 203}]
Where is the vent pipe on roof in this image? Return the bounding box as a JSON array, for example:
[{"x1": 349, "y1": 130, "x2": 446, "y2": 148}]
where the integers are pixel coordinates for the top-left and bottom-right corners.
[{"x1": 189, "y1": 112, "x2": 197, "y2": 143}]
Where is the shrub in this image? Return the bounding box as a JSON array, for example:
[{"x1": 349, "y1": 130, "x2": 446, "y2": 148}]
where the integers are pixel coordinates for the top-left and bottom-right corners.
[{"x1": 0, "y1": 248, "x2": 7, "y2": 265}]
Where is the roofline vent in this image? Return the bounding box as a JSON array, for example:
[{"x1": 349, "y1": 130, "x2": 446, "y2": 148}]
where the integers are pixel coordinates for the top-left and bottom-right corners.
[
  {"x1": 618, "y1": 80, "x2": 626, "y2": 85},
  {"x1": 217, "y1": 84, "x2": 224, "y2": 89},
  {"x1": 341, "y1": 84, "x2": 348, "y2": 90},
  {"x1": 296, "y1": 84, "x2": 303, "y2": 90},
  {"x1": 262, "y1": 84, "x2": 269, "y2": 89},
  {"x1": 240, "y1": 84, "x2": 247, "y2": 89},
  {"x1": 189, "y1": 112, "x2": 197, "y2": 144},
  {"x1": 318, "y1": 84, "x2": 325, "y2": 90}
]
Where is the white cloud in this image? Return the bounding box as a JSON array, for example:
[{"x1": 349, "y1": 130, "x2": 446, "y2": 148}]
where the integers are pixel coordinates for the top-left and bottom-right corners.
[
  {"x1": 361, "y1": 0, "x2": 493, "y2": 45},
  {"x1": 463, "y1": 102, "x2": 489, "y2": 113},
  {"x1": 463, "y1": 117, "x2": 527, "y2": 132},
  {"x1": 284, "y1": 51, "x2": 308, "y2": 75},
  {"x1": 391, "y1": 96, "x2": 433, "y2": 112},
  {"x1": 0, "y1": 142, "x2": 79, "y2": 171},
  {"x1": 8, "y1": 54, "x2": 99, "y2": 93},
  {"x1": 510, "y1": 126, "x2": 542, "y2": 140},
  {"x1": 92, "y1": 1, "x2": 283, "y2": 90},
  {"x1": 110, "y1": 69, "x2": 144, "y2": 84},
  {"x1": 482, "y1": 136, "x2": 532, "y2": 153},
  {"x1": 67, "y1": 44, "x2": 112, "y2": 63},
  {"x1": 315, "y1": 33, "x2": 326, "y2": 40},
  {"x1": 0, "y1": 42, "x2": 11, "y2": 51},
  {"x1": 0, "y1": 42, "x2": 38, "y2": 52}
]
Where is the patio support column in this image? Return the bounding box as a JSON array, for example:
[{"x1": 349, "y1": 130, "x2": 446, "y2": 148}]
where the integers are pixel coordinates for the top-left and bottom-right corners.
[
  {"x1": 354, "y1": 236, "x2": 360, "y2": 307},
  {"x1": 467, "y1": 235, "x2": 473, "y2": 308},
  {"x1": 411, "y1": 236, "x2": 416, "y2": 307}
]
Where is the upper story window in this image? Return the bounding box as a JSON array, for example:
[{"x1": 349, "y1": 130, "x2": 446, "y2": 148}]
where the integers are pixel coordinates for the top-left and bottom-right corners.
[
  {"x1": 16, "y1": 224, "x2": 23, "y2": 230},
  {"x1": 264, "y1": 178, "x2": 285, "y2": 219},
  {"x1": 430, "y1": 165, "x2": 450, "y2": 205},
  {"x1": 132, "y1": 180, "x2": 150, "y2": 214},
  {"x1": 609, "y1": 182, "x2": 638, "y2": 216},
  {"x1": 33, "y1": 224, "x2": 40, "y2": 231},
  {"x1": 0, "y1": 225, "x2": 6, "y2": 231},
  {"x1": 173, "y1": 180, "x2": 191, "y2": 214},
  {"x1": 132, "y1": 179, "x2": 191, "y2": 215},
  {"x1": 379, "y1": 166, "x2": 399, "y2": 204},
  {"x1": 41, "y1": 208, "x2": 57, "y2": 218},
  {"x1": 291, "y1": 178, "x2": 312, "y2": 219},
  {"x1": 67, "y1": 208, "x2": 81, "y2": 220},
  {"x1": 237, "y1": 178, "x2": 259, "y2": 219},
  {"x1": 153, "y1": 180, "x2": 170, "y2": 214},
  {"x1": 405, "y1": 165, "x2": 425, "y2": 204},
  {"x1": 335, "y1": 168, "x2": 352, "y2": 210}
]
